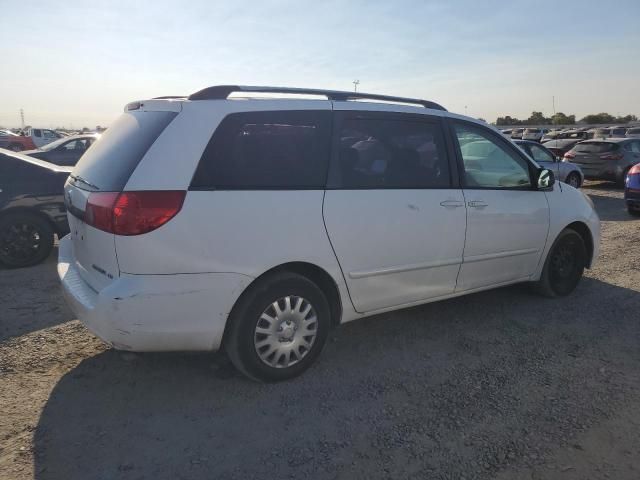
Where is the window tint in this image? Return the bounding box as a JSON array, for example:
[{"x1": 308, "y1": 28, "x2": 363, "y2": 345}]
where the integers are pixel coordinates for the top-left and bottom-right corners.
[
  {"x1": 574, "y1": 142, "x2": 618, "y2": 153},
  {"x1": 33, "y1": 129, "x2": 42, "y2": 137},
  {"x1": 624, "y1": 141, "x2": 640, "y2": 153},
  {"x1": 455, "y1": 123, "x2": 531, "y2": 188},
  {"x1": 331, "y1": 117, "x2": 450, "y2": 189},
  {"x1": 73, "y1": 111, "x2": 177, "y2": 191},
  {"x1": 528, "y1": 144, "x2": 554, "y2": 163},
  {"x1": 191, "y1": 110, "x2": 331, "y2": 189}
]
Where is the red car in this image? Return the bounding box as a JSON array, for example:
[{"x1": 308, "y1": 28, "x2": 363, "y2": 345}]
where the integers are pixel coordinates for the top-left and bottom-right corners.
[{"x1": 0, "y1": 130, "x2": 36, "y2": 151}]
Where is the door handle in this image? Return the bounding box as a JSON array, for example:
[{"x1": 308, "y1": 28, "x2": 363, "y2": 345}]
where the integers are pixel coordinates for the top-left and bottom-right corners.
[
  {"x1": 468, "y1": 200, "x2": 488, "y2": 208},
  {"x1": 439, "y1": 200, "x2": 464, "y2": 208}
]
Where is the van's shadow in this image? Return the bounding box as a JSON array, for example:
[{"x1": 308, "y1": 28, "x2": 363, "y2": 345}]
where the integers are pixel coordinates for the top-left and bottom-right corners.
[
  {"x1": 33, "y1": 278, "x2": 640, "y2": 479},
  {"x1": 0, "y1": 247, "x2": 70, "y2": 342}
]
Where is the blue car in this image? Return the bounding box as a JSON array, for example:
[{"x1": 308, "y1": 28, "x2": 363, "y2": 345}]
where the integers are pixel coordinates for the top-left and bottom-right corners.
[{"x1": 625, "y1": 163, "x2": 640, "y2": 216}]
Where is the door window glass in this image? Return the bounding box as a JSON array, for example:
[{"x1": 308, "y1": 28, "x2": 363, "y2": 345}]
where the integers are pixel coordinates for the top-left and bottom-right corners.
[
  {"x1": 333, "y1": 117, "x2": 450, "y2": 188},
  {"x1": 528, "y1": 144, "x2": 555, "y2": 163},
  {"x1": 455, "y1": 123, "x2": 531, "y2": 188}
]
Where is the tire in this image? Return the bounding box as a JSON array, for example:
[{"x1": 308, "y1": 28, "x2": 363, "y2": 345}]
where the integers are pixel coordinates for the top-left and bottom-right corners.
[
  {"x1": 8, "y1": 143, "x2": 23, "y2": 152},
  {"x1": 0, "y1": 212, "x2": 54, "y2": 268},
  {"x1": 616, "y1": 168, "x2": 630, "y2": 188},
  {"x1": 565, "y1": 172, "x2": 581, "y2": 188},
  {"x1": 534, "y1": 228, "x2": 587, "y2": 298},
  {"x1": 224, "y1": 271, "x2": 331, "y2": 382},
  {"x1": 628, "y1": 205, "x2": 640, "y2": 217}
]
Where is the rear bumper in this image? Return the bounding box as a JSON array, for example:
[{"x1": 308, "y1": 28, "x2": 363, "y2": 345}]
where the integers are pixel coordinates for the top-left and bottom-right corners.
[{"x1": 57, "y1": 235, "x2": 253, "y2": 352}]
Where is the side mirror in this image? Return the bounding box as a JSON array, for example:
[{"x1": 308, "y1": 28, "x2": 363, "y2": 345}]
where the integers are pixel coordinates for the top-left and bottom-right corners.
[{"x1": 537, "y1": 168, "x2": 555, "y2": 191}]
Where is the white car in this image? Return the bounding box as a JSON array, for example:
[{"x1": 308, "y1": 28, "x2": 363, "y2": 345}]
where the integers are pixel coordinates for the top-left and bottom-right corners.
[
  {"x1": 26, "y1": 127, "x2": 63, "y2": 147},
  {"x1": 58, "y1": 86, "x2": 600, "y2": 382},
  {"x1": 522, "y1": 128, "x2": 549, "y2": 142}
]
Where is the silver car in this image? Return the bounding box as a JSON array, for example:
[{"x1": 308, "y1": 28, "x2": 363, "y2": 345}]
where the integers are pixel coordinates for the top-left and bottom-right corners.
[
  {"x1": 514, "y1": 140, "x2": 583, "y2": 188},
  {"x1": 626, "y1": 127, "x2": 640, "y2": 138},
  {"x1": 564, "y1": 138, "x2": 640, "y2": 185},
  {"x1": 522, "y1": 128, "x2": 549, "y2": 142}
]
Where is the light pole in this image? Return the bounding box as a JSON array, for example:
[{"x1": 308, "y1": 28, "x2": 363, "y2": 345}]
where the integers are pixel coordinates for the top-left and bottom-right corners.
[
  {"x1": 464, "y1": 105, "x2": 468, "y2": 116},
  {"x1": 20, "y1": 109, "x2": 24, "y2": 129},
  {"x1": 353, "y1": 80, "x2": 360, "y2": 93}
]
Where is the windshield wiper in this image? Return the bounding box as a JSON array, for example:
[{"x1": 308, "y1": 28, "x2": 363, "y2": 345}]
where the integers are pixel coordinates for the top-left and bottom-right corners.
[{"x1": 70, "y1": 174, "x2": 100, "y2": 191}]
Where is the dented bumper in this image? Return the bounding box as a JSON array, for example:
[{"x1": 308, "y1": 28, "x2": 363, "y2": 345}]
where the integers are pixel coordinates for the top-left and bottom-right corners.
[{"x1": 57, "y1": 235, "x2": 252, "y2": 352}]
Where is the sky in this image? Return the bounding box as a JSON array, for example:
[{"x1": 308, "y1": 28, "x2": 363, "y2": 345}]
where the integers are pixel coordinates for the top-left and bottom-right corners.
[{"x1": 1, "y1": 0, "x2": 639, "y2": 128}]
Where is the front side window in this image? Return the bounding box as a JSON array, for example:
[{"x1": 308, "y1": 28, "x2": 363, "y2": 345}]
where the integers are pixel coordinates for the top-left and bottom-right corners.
[
  {"x1": 455, "y1": 123, "x2": 531, "y2": 189},
  {"x1": 191, "y1": 110, "x2": 331, "y2": 189},
  {"x1": 331, "y1": 117, "x2": 450, "y2": 188},
  {"x1": 528, "y1": 143, "x2": 555, "y2": 163}
]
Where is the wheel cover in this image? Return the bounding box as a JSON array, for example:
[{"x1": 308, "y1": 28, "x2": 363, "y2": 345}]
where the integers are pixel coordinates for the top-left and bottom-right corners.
[
  {"x1": 0, "y1": 222, "x2": 43, "y2": 263},
  {"x1": 254, "y1": 295, "x2": 318, "y2": 369},
  {"x1": 568, "y1": 174, "x2": 579, "y2": 188},
  {"x1": 549, "y1": 238, "x2": 580, "y2": 293}
]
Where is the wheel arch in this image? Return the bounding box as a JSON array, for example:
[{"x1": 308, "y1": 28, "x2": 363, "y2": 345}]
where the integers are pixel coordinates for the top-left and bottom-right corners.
[
  {"x1": 565, "y1": 221, "x2": 594, "y2": 268},
  {"x1": 0, "y1": 207, "x2": 62, "y2": 236},
  {"x1": 222, "y1": 261, "x2": 343, "y2": 348}
]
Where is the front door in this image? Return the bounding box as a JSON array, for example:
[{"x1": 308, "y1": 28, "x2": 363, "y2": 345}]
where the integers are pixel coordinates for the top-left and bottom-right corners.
[
  {"x1": 451, "y1": 121, "x2": 550, "y2": 291},
  {"x1": 323, "y1": 110, "x2": 466, "y2": 313}
]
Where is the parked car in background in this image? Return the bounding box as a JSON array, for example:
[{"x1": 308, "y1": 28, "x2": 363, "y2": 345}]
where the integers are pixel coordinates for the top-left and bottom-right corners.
[
  {"x1": 624, "y1": 164, "x2": 640, "y2": 216},
  {"x1": 588, "y1": 128, "x2": 610, "y2": 140},
  {"x1": 625, "y1": 127, "x2": 640, "y2": 138},
  {"x1": 58, "y1": 85, "x2": 599, "y2": 382},
  {"x1": 607, "y1": 126, "x2": 628, "y2": 138},
  {"x1": 0, "y1": 130, "x2": 36, "y2": 151},
  {"x1": 26, "y1": 128, "x2": 63, "y2": 148},
  {"x1": 510, "y1": 128, "x2": 524, "y2": 139},
  {"x1": 543, "y1": 138, "x2": 582, "y2": 158},
  {"x1": 522, "y1": 128, "x2": 549, "y2": 142},
  {"x1": 564, "y1": 138, "x2": 640, "y2": 185},
  {"x1": 21, "y1": 134, "x2": 99, "y2": 166},
  {"x1": 565, "y1": 130, "x2": 592, "y2": 141},
  {"x1": 514, "y1": 140, "x2": 583, "y2": 188},
  {"x1": 501, "y1": 129, "x2": 513, "y2": 137},
  {"x1": 0, "y1": 148, "x2": 71, "y2": 268}
]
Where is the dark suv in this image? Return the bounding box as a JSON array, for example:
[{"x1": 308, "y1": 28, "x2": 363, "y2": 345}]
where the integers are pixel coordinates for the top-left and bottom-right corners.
[{"x1": 0, "y1": 149, "x2": 71, "y2": 267}]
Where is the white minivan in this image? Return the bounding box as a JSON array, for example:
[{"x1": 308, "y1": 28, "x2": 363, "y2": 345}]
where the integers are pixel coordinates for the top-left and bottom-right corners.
[{"x1": 58, "y1": 86, "x2": 600, "y2": 381}]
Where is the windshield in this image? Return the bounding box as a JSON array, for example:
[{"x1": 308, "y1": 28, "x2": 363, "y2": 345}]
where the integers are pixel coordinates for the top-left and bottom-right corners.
[{"x1": 40, "y1": 136, "x2": 77, "y2": 151}]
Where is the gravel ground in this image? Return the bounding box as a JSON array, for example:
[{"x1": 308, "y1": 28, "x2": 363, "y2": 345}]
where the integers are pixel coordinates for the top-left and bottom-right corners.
[{"x1": 1, "y1": 182, "x2": 639, "y2": 480}]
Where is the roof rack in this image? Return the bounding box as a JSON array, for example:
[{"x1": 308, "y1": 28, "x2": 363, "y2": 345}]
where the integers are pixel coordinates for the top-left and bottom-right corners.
[{"x1": 187, "y1": 85, "x2": 446, "y2": 111}]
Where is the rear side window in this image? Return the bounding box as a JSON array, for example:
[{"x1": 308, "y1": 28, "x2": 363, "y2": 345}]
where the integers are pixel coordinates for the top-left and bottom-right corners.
[
  {"x1": 72, "y1": 111, "x2": 177, "y2": 191},
  {"x1": 191, "y1": 110, "x2": 331, "y2": 189},
  {"x1": 329, "y1": 116, "x2": 450, "y2": 189},
  {"x1": 574, "y1": 142, "x2": 618, "y2": 153}
]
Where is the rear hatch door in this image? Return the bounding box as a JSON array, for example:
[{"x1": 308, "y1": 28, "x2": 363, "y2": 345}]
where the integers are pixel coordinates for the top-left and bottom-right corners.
[{"x1": 65, "y1": 102, "x2": 180, "y2": 291}]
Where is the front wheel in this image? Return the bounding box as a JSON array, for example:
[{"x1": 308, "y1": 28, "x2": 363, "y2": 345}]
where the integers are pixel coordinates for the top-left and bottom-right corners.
[
  {"x1": 224, "y1": 272, "x2": 331, "y2": 382},
  {"x1": 628, "y1": 205, "x2": 640, "y2": 217},
  {"x1": 534, "y1": 228, "x2": 587, "y2": 297},
  {"x1": 565, "y1": 172, "x2": 581, "y2": 188}
]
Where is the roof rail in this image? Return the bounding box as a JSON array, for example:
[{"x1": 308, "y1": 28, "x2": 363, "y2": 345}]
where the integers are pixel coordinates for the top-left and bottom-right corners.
[{"x1": 187, "y1": 85, "x2": 446, "y2": 111}]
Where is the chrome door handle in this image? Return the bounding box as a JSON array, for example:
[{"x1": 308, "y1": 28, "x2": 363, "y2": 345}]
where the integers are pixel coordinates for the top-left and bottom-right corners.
[
  {"x1": 440, "y1": 200, "x2": 464, "y2": 208},
  {"x1": 468, "y1": 200, "x2": 488, "y2": 208}
]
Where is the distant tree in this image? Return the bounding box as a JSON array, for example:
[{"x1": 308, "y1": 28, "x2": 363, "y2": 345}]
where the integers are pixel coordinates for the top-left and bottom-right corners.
[
  {"x1": 551, "y1": 112, "x2": 576, "y2": 125},
  {"x1": 527, "y1": 111, "x2": 550, "y2": 124},
  {"x1": 614, "y1": 114, "x2": 638, "y2": 124},
  {"x1": 496, "y1": 115, "x2": 522, "y2": 126},
  {"x1": 580, "y1": 113, "x2": 616, "y2": 124}
]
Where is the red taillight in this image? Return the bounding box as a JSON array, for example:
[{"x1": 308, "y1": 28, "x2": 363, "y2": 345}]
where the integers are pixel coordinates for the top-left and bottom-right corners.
[
  {"x1": 564, "y1": 151, "x2": 576, "y2": 160},
  {"x1": 85, "y1": 191, "x2": 186, "y2": 235},
  {"x1": 600, "y1": 153, "x2": 624, "y2": 161}
]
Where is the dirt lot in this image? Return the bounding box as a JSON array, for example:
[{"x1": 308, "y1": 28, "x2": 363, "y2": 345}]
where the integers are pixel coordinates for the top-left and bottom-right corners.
[{"x1": 1, "y1": 182, "x2": 639, "y2": 480}]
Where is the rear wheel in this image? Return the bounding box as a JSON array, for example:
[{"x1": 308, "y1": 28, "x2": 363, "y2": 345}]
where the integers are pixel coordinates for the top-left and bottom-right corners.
[
  {"x1": 0, "y1": 213, "x2": 54, "y2": 268},
  {"x1": 628, "y1": 205, "x2": 640, "y2": 217},
  {"x1": 225, "y1": 272, "x2": 331, "y2": 382},
  {"x1": 565, "y1": 172, "x2": 581, "y2": 188},
  {"x1": 534, "y1": 228, "x2": 586, "y2": 297},
  {"x1": 8, "y1": 143, "x2": 23, "y2": 152}
]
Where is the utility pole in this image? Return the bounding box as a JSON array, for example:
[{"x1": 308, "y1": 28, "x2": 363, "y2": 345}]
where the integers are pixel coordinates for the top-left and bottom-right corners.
[
  {"x1": 464, "y1": 105, "x2": 468, "y2": 116},
  {"x1": 552, "y1": 96, "x2": 556, "y2": 115},
  {"x1": 20, "y1": 109, "x2": 25, "y2": 129},
  {"x1": 352, "y1": 80, "x2": 360, "y2": 93}
]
